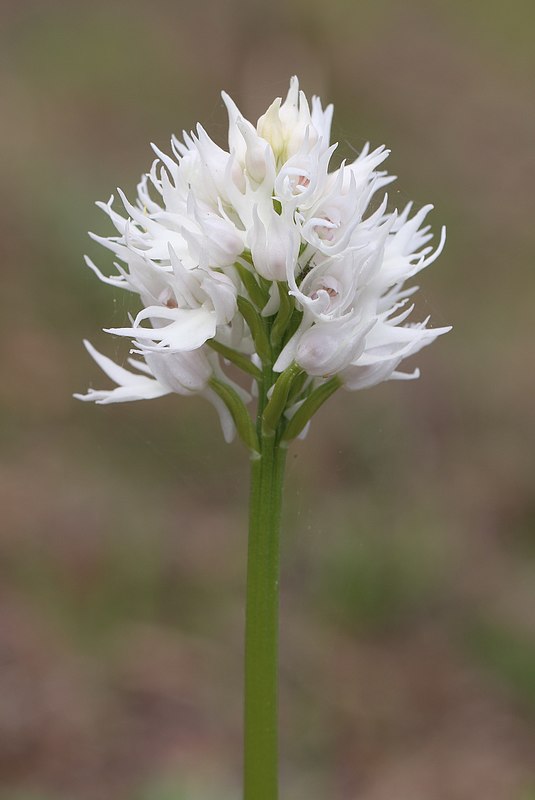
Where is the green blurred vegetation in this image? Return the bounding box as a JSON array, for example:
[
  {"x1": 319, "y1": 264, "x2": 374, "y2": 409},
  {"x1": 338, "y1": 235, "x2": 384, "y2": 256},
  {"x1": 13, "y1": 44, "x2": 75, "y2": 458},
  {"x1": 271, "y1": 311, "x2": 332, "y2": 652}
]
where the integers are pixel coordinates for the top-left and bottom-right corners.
[{"x1": 463, "y1": 621, "x2": 535, "y2": 710}]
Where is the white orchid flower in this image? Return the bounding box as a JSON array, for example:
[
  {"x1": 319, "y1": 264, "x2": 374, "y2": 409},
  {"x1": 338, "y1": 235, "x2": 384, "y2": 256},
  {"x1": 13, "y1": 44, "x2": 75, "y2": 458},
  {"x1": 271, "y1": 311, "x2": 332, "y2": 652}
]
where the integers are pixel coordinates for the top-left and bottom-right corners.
[{"x1": 78, "y1": 76, "x2": 449, "y2": 443}]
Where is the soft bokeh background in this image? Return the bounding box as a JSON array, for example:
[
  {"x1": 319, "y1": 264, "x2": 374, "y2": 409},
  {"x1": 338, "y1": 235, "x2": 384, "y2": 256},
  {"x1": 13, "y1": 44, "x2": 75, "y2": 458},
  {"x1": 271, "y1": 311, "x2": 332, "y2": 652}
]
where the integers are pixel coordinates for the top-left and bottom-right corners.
[{"x1": 1, "y1": 0, "x2": 535, "y2": 798}]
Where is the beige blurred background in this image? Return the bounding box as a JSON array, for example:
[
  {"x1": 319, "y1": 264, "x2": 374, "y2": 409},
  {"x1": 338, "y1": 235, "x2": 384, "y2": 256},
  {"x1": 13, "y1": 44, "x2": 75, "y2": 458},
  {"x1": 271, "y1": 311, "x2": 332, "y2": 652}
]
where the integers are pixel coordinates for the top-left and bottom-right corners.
[{"x1": 1, "y1": 0, "x2": 535, "y2": 798}]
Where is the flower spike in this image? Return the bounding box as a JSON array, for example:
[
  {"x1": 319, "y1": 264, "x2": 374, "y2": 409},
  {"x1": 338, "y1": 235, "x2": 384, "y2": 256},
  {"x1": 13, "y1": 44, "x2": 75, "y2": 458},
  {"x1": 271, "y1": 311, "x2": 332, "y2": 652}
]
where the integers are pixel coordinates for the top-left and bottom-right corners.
[{"x1": 76, "y1": 76, "x2": 449, "y2": 446}]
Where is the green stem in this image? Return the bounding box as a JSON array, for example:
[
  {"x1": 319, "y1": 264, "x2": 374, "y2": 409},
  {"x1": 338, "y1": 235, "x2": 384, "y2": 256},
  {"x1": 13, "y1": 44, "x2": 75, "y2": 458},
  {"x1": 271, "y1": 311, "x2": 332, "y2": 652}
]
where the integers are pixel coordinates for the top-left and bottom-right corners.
[{"x1": 244, "y1": 427, "x2": 287, "y2": 800}]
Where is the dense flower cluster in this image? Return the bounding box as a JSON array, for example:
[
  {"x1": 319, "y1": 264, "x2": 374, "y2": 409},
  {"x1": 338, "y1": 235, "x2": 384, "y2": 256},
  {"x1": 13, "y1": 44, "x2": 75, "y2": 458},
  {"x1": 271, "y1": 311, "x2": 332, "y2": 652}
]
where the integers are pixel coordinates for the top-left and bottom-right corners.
[{"x1": 76, "y1": 77, "x2": 449, "y2": 445}]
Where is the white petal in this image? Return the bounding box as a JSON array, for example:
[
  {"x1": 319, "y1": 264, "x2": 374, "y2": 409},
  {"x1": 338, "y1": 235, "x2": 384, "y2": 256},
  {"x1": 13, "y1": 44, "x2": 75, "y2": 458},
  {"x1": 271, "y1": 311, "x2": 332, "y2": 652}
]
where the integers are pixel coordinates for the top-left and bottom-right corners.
[
  {"x1": 105, "y1": 307, "x2": 217, "y2": 351},
  {"x1": 75, "y1": 341, "x2": 171, "y2": 403}
]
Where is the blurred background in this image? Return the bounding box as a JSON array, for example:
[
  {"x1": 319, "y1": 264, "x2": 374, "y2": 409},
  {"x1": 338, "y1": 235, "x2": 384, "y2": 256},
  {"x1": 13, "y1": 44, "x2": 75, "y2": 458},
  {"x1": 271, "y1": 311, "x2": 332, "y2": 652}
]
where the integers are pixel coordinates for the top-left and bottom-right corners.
[{"x1": 1, "y1": 0, "x2": 535, "y2": 798}]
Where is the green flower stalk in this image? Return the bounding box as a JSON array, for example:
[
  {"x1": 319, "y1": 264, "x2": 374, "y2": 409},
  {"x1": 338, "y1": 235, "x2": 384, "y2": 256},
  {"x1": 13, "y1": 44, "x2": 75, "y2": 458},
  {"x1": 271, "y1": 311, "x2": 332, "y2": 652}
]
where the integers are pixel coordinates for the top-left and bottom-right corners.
[{"x1": 76, "y1": 77, "x2": 450, "y2": 799}]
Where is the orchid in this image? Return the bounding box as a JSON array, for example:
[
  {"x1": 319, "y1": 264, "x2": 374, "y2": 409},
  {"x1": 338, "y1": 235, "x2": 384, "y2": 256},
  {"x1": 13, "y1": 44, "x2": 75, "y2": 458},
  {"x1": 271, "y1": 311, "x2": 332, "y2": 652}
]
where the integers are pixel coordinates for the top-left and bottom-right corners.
[{"x1": 76, "y1": 77, "x2": 450, "y2": 800}]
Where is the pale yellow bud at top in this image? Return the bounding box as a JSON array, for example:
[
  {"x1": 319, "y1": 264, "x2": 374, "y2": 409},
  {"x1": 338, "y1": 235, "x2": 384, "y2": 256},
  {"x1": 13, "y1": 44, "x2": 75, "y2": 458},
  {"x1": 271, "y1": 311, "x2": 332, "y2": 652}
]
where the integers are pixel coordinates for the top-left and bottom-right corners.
[{"x1": 257, "y1": 98, "x2": 286, "y2": 163}]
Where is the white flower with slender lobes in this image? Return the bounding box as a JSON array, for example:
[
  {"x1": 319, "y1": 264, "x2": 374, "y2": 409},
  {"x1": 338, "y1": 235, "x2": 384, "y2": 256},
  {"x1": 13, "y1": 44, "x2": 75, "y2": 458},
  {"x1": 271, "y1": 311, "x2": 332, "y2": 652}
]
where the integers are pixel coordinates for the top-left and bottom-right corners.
[
  {"x1": 77, "y1": 76, "x2": 450, "y2": 446},
  {"x1": 248, "y1": 202, "x2": 300, "y2": 282}
]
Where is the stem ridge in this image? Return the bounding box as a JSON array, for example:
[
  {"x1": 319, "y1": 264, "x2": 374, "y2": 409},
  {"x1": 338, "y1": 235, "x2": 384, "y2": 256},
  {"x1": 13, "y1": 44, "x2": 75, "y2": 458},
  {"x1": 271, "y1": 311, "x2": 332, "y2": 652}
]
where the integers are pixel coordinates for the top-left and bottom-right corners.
[{"x1": 244, "y1": 397, "x2": 287, "y2": 800}]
